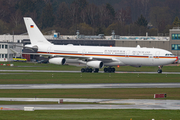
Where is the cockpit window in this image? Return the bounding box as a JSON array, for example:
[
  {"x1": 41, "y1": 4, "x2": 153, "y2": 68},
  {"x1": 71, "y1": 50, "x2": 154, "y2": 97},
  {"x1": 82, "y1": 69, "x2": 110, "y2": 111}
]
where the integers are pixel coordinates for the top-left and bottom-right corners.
[{"x1": 165, "y1": 54, "x2": 174, "y2": 56}]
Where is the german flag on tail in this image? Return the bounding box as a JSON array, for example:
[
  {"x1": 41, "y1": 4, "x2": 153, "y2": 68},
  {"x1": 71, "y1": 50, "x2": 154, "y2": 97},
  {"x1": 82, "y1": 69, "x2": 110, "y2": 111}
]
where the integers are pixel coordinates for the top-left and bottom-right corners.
[{"x1": 30, "y1": 25, "x2": 34, "y2": 28}]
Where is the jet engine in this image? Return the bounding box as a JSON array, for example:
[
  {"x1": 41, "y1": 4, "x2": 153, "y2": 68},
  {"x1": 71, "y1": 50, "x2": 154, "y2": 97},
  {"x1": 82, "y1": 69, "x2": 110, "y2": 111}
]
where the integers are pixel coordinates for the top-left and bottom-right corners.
[
  {"x1": 49, "y1": 57, "x2": 66, "y2": 65},
  {"x1": 87, "y1": 61, "x2": 104, "y2": 68}
]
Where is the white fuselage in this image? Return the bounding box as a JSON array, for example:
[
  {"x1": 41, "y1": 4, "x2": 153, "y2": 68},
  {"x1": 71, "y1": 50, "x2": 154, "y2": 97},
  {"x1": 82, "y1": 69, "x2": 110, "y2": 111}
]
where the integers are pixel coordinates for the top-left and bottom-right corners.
[{"x1": 36, "y1": 44, "x2": 176, "y2": 67}]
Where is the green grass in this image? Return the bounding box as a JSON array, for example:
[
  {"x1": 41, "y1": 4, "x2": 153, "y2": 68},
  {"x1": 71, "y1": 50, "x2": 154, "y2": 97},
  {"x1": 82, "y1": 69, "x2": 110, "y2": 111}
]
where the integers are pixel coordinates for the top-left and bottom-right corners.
[
  {"x1": 1, "y1": 61, "x2": 180, "y2": 72},
  {"x1": 0, "y1": 88, "x2": 180, "y2": 99},
  {"x1": 0, "y1": 109, "x2": 179, "y2": 120},
  {"x1": 0, "y1": 72, "x2": 180, "y2": 84}
]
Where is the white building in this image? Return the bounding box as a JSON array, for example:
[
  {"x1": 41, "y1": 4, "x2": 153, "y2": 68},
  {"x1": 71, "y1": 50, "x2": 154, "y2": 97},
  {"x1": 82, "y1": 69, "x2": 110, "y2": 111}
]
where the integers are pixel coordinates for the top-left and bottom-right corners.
[{"x1": 0, "y1": 42, "x2": 23, "y2": 61}]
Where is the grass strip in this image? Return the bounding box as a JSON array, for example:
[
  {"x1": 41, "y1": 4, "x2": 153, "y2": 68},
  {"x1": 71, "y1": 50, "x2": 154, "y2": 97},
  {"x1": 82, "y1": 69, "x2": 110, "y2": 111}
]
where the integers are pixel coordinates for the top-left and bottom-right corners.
[
  {"x1": 0, "y1": 109, "x2": 179, "y2": 120},
  {"x1": 0, "y1": 72, "x2": 180, "y2": 84},
  {"x1": 0, "y1": 88, "x2": 180, "y2": 99},
  {"x1": 0, "y1": 62, "x2": 180, "y2": 72}
]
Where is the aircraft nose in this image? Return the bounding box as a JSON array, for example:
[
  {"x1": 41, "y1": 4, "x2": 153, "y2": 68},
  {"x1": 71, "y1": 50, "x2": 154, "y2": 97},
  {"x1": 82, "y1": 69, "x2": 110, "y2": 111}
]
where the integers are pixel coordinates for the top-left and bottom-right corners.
[{"x1": 176, "y1": 56, "x2": 178, "y2": 61}]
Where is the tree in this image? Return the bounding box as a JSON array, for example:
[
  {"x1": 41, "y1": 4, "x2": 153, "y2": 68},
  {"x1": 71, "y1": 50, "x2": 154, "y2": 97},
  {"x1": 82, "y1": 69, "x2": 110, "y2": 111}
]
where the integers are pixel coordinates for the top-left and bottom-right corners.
[
  {"x1": 0, "y1": 19, "x2": 8, "y2": 34},
  {"x1": 106, "y1": 3, "x2": 115, "y2": 18},
  {"x1": 96, "y1": 26, "x2": 105, "y2": 35},
  {"x1": 116, "y1": 7, "x2": 132, "y2": 24},
  {"x1": 173, "y1": 16, "x2": 180, "y2": 26},
  {"x1": 135, "y1": 14, "x2": 148, "y2": 27},
  {"x1": 73, "y1": 0, "x2": 88, "y2": 10},
  {"x1": 85, "y1": 4, "x2": 98, "y2": 26},
  {"x1": 150, "y1": 7, "x2": 172, "y2": 33},
  {"x1": 105, "y1": 22, "x2": 127, "y2": 36},
  {"x1": 71, "y1": 0, "x2": 89, "y2": 24},
  {"x1": 99, "y1": 4, "x2": 113, "y2": 27},
  {"x1": 69, "y1": 23, "x2": 93, "y2": 35},
  {"x1": 18, "y1": 0, "x2": 35, "y2": 15},
  {"x1": 150, "y1": 7, "x2": 171, "y2": 27},
  {"x1": 41, "y1": 3, "x2": 55, "y2": 29},
  {"x1": 56, "y1": 2, "x2": 72, "y2": 28},
  {"x1": 10, "y1": 9, "x2": 22, "y2": 27},
  {"x1": 0, "y1": 0, "x2": 13, "y2": 22}
]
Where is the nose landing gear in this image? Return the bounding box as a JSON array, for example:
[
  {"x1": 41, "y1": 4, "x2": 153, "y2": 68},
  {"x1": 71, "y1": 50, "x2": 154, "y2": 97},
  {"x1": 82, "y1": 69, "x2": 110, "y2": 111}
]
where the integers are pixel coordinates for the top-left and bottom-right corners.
[{"x1": 157, "y1": 66, "x2": 163, "y2": 73}]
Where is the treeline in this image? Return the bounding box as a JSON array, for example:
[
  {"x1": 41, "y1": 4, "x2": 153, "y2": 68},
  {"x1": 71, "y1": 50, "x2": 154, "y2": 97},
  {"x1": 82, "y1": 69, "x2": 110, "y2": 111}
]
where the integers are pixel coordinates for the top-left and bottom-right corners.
[{"x1": 0, "y1": 0, "x2": 180, "y2": 36}]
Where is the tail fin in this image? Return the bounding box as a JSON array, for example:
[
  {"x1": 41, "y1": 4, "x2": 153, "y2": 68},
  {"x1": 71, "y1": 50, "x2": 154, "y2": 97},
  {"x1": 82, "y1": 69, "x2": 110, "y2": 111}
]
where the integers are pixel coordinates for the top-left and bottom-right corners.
[{"x1": 23, "y1": 17, "x2": 51, "y2": 45}]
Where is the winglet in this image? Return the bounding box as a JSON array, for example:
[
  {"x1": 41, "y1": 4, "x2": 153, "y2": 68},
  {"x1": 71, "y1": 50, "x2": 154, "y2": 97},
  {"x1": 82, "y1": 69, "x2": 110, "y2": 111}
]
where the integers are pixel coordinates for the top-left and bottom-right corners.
[{"x1": 23, "y1": 17, "x2": 51, "y2": 45}]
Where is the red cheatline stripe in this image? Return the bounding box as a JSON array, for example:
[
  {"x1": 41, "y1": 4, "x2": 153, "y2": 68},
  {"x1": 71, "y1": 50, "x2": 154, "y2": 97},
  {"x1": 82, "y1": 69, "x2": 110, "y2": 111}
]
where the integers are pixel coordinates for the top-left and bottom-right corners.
[
  {"x1": 37, "y1": 52, "x2": 176, "y2": 59},
  {"x1": 37, "y1": 52, "x2": 152, "y2": 58}
]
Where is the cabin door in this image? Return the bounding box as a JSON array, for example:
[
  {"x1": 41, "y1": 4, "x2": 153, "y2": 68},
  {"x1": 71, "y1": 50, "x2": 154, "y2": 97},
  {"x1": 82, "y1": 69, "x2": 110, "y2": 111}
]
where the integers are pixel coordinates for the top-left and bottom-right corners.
[
  {"x1": 47, "y1": 46, "x2": 51, "y2": 54},
  {"x1": 155, "y1": 51, "x2": 160, "y2": 59},
  {"x1": 125, "y1": 50, "x2": 130, "y2": 58}
]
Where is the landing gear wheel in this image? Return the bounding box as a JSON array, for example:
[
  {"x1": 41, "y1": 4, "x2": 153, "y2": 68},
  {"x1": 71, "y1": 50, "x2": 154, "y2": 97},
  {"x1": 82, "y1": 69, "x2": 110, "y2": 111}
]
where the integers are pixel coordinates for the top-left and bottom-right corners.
[
  {"x1": 94, "y1": 68, "x2": 99, "y2": 73},
  {"x1": 104, "y1": 68, "x2": 108, "y2": 73},
  {"x1": 81, "y1": 68, "x2": 93, "y2": 73},
  {"x1": 89, "y1": 68, "x2": 93, "y2": 73},
  {"x1": 85, "y1": 68, "x2": 89, "y2": 72},
  {"x1": 157, "y1": 69, "x2": 162, "y2": 73},
  {"x1": 81, "y1": 68, "x2": 85, "y2": 73},
  {"x1": 104, "y1": 67, "x2": 116, "y2": 73},
  {"x1": 112, "y1": 68, "x2": 115, "y2": 73}
]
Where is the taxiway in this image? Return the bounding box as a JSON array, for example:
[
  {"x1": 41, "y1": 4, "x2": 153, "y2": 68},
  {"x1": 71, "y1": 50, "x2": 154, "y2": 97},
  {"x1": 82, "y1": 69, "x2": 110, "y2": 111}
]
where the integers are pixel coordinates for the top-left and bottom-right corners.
[
  {"x1": 0, "y1": 83, "x2": 180, "y2": 89},
  {"x1": 1, "y1": 98, "x2": 180, "y2": 110}
]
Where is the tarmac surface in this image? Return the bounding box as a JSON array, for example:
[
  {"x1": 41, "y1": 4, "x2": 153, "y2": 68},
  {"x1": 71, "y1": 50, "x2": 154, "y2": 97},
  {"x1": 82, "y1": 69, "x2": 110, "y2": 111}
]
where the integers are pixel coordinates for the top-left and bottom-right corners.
[
  {"x1": 1, "y1": 98, "x2": 180, "y2": 110},
  {"x1": 1, "y1": 69, "x2": 180, "y2": 74},
  {"x1": 0, "y1": 83, "x2": 180, "y2": 89}
]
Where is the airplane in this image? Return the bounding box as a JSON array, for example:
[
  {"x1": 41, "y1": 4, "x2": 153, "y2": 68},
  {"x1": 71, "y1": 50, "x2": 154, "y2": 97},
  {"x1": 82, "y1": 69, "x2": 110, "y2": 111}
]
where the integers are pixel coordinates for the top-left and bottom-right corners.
[{"x1": 23, "y1": 17, "x2": 177, "y2": 73}]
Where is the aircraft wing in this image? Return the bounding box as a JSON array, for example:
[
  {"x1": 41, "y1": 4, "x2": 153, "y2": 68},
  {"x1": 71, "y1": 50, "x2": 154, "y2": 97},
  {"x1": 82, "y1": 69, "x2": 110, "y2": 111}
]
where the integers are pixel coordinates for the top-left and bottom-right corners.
[
  {"x1": 53, "y1": 54, "x2": 117, "y2": 62},
  {"x1": 23, "y1": 52, "x2": 117, "y2": 61}
]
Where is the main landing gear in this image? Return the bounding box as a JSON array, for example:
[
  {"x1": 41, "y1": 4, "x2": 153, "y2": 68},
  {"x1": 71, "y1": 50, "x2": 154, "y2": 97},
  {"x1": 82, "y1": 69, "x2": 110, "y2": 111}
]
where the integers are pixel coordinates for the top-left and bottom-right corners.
[
  {"x1": 157, "y1": 65, "x2": 163, "y2": 73},
  {"x1": 81, "y1": 68, "x2": 99, "y2": 73},
  {"x1": 104, "y1": 67, "x2": 115, "y2": 73},
  {"x1": 81, "y1": 67, "x2": 116, "y2": 73}
]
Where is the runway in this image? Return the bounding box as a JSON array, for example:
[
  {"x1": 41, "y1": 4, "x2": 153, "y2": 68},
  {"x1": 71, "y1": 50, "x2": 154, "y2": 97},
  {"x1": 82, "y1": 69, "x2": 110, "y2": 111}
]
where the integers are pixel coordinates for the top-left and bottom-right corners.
[
  {"x1": 1, "y1": 98, "x2": 180, "y2": 110},
  {"x1": 1, "y1": 69, "x2": 180, "y2": 74},
  {"x1": 0, "y1": 83, "x2": 180, "y2": 89}
]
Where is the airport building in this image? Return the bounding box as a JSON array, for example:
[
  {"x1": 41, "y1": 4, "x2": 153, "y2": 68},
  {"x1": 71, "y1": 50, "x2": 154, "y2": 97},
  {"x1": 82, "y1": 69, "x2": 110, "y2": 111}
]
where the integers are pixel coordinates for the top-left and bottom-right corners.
[
  {"x1": 0, "y1": 42, "x2": 23, "y2": 61},
  {"x1": 0, "y1": 27, "x2": 180, "y2": 61}
]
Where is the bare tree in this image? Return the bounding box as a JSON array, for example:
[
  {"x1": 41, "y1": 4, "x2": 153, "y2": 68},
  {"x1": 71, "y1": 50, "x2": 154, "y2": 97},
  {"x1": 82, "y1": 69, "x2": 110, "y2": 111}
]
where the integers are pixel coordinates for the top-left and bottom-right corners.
[
  {"x1": 86, "y1": 4, "x2": 98, "y2": 26},
  {"x1": 10, "y1": 10, "x2": 22, "y2": 27},
  {"x1": 70, "y1": 3, "x2": 78, "y2": 25}
]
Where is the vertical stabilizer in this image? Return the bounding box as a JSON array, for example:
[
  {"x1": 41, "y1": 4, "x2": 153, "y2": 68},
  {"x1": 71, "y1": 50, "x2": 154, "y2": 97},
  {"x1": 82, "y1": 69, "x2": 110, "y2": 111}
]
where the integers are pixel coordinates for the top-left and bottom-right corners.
[{"x1": 23, "y1": 17, "x2": 51, "y2": 45}]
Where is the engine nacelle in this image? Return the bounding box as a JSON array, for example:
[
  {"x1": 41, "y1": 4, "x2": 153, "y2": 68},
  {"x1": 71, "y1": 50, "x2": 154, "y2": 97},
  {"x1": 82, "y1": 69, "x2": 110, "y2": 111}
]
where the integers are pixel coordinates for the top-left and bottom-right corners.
[
  {"x1": 49, "y1": 57, "x2": 66, "y2": 65},
  {"x1": 87, "y1": 61, "x2": 104, "y2": 68}
]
